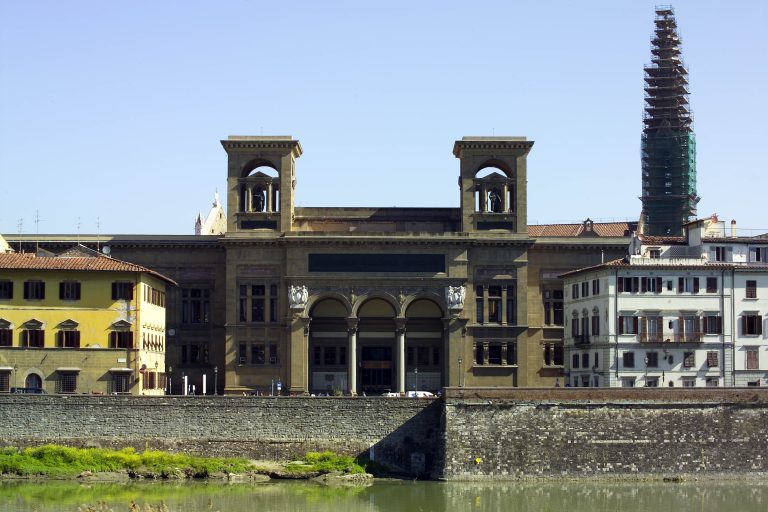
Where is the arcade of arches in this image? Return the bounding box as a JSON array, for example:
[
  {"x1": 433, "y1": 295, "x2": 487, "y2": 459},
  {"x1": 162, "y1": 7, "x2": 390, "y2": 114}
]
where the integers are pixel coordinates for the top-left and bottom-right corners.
[{"x1": 308, "y1": 297, "x2": 444, "y2": 395}]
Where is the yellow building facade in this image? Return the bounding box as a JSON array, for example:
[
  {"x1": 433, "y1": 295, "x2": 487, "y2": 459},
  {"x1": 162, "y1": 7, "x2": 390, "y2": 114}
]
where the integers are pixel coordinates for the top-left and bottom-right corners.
[{"x1": 0, "y1": 246, "x2": 174, "y2": 395}]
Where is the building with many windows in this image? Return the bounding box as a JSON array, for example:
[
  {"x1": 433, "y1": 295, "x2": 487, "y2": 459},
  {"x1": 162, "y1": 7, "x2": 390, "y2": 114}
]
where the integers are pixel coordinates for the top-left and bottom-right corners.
[
  {"x1": 0, "y1": 246, "x2": 175, "y2": 394},
  {"x1": 562, "y1": 215, "x2": 768, "y2": 387}
]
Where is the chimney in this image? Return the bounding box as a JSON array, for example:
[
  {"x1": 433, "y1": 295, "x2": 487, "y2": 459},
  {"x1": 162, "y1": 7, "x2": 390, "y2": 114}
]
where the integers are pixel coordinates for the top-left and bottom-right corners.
[{"x1": 731, "y1": 219, "x2": 737, "y2": 237}]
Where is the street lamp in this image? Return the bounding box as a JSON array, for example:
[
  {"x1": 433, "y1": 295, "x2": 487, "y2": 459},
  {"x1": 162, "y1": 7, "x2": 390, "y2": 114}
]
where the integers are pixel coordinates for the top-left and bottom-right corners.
[
  {"x1": 413, "y1": 367, "x2": 418, "y2": 391},
  {"x1": 214, "y1": 366, "x2": 218, "y2": 395},
  {"x1": 167, "y1": 366, "x2": 172, "y2": 395},
  {"x1": 644, "y1": 356, "x2": 649, "y2": 387},
  {"x1": 457, "y1": 356, "x2": 463, "y2": 388}
]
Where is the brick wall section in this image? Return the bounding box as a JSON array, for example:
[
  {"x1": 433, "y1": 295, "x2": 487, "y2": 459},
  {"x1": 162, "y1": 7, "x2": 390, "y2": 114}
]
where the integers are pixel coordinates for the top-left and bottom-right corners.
[
  {"x1": 0, "y1": 396, "x2": 442, "y2": 477},
  {"x1": 442, "y1": 388, "x2": 768, "y2": 479}
]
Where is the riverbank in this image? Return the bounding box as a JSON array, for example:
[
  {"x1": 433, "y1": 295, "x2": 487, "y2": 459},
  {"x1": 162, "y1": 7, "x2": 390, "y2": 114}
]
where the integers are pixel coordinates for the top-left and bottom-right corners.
[{"x1": 0, "y1": 446, "x2": 373, "y2": 485}]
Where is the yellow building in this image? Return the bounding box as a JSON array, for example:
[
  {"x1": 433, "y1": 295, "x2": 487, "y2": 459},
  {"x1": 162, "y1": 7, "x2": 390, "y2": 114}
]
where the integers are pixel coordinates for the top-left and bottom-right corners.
[{"x1": 0, "y1": 246, "x2": 175, "y2": 395}]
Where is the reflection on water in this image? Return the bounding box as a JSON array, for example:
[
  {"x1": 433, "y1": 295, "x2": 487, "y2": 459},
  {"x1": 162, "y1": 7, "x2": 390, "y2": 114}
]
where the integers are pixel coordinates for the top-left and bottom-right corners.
[{"x1": 0, "y1": 479, "x2": 765, "y2": 512}]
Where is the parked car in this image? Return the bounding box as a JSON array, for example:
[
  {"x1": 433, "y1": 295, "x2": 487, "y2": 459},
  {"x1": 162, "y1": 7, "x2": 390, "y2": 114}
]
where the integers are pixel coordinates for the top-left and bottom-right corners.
[{"x1": 10, "y1": 387, "x2": 46, "y2": 394}]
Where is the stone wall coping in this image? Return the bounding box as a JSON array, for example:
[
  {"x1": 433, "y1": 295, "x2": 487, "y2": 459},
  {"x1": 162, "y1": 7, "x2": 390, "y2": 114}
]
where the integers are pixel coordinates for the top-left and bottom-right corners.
[{"x1": 443, "y1": 387, "x2": 768, "y2": 403}]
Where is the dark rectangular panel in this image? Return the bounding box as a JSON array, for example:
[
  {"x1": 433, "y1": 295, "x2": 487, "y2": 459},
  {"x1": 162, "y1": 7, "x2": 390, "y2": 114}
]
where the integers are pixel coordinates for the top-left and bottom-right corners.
[
  {"x1": 240, "y1": 220, "x2": 278, "y2": 230},
  {"x1": 308, "y1": 254, "x2": 445, "y2": 273},
  {"x1": 477, "y1": 221, "x2": 515, "y2": 230}
]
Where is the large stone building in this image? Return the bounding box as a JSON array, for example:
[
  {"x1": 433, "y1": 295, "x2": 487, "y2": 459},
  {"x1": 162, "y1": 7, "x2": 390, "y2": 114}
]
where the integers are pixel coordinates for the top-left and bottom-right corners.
[{"x1": 6, "y1": 136, "x2": 633, "y2": 394}]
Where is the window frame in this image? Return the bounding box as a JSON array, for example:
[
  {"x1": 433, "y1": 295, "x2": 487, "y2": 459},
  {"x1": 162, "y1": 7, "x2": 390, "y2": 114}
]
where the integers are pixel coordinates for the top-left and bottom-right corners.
[{"x1": 23, "y1": 280, "x2": 45, "y2": 300}]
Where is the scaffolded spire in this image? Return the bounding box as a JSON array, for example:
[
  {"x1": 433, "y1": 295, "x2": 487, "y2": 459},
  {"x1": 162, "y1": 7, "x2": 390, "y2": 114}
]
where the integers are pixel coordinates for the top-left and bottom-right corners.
[{"x1": 640, "y1": 6, "x2": 699, "y2": 236}]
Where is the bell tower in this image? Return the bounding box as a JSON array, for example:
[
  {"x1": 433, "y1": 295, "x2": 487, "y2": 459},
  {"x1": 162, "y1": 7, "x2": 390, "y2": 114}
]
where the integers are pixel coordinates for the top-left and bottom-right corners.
[
  {"x1": 221, "y1": 136, "x2": 302, "y2": 234},
  {"x1": 453, "y1": 137, "x2": 533, "y2": 234}
]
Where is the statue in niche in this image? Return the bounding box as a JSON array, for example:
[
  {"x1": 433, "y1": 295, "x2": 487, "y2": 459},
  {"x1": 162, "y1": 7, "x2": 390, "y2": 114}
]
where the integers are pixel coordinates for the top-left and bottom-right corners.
[
  {"x1": 289, "y1": 285, "x2": 308, "y2": 309},
  {"x1": 488, "y1": 189, "x2": 502, "y2": 213},
  {"x1": 446, "y1": 285, "x2": 466, "y2": 310},
  {"x1": 253, "y1": 187, "x2": 266, "y2": 212}
]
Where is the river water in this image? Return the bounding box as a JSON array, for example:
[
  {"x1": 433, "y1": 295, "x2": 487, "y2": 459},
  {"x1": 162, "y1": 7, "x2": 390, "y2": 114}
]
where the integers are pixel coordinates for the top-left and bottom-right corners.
[{"x1": 1, "y1": 479, "x2": 765, "y2": 512}]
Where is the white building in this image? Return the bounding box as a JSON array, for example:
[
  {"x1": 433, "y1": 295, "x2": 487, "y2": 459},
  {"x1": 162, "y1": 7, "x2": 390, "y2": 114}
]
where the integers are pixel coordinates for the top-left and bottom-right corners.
[
  {"x1": 194, "y1": 191, "x2": 227, "y2": 236},
  {"x1": 561, "y1": 216, "x2": 767, "y2": 388}
]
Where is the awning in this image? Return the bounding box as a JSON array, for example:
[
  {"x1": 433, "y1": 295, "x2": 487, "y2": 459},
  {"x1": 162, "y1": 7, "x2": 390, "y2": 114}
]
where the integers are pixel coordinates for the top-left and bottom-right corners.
[
  {"x1": 56, "y1": 367, "x2": 81, "y2": 372},
  {"x1": 108, "y1": 367, "x2": 134, "y2": 373}
]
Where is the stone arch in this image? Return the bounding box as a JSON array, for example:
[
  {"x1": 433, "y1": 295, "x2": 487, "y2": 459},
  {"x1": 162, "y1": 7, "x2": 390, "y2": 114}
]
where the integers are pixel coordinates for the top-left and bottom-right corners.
[
  {"x1": 475, "y1": 159, "x2": 514, "y2": 179},
  {"x1": 352, "y1": 294, "x2": 399, "y2": 318},
  {"x1": 242, "y1": 159, "x2": 280, "y2": 178},
  {"x1": 404, "y1": 298, "x2": 444, "y2": 392},
  {"x1": 307, "y1": 297, "x2": 351, "y2": 395},
  {"x1": 24, "y1": 371, "x2": 43, "y2": 390},
  {"x1": 307, "y1": 293, "x2": 352, "y2": 317}
]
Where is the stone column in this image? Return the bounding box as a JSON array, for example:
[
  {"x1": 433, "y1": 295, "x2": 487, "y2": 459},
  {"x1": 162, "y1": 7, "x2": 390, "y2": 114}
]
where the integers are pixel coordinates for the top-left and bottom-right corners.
[
  {"x1": 501, "y1": 285, "x2": 508, "y2": 326},
  {"x1": 267, "y1": 183, "x2": 273, "y2": 212},
  {"x1": 395, "y1": 318, "x2": 407, "y2": 394},
  {"x1": 502, "y1": 184, "x2": 509, "y2": 212},
  {"x1": 288, "y1": 315, "x2": 310, "y2": 394},
  {"x1": 443, "y1": 317, "x2": 468, "y2": 388},
  {"x1": 482, "y1": 285, "x2": 489, "y2": 324},
  {"x1": 480, "y1": 186, "x2": 487, "y2": 212},
  {"x1": 346, "y1": 318, "x2": 358, "y2": 395}
]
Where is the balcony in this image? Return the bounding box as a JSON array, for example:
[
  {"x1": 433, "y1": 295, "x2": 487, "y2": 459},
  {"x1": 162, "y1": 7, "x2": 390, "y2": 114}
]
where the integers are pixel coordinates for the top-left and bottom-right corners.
[
  {"x1": 639, "y1": 333, "x2": 664, "y2": 343},
  {"x1": 573, "y1": 335, "x2": 590, "y2": 346},
  {"x1": 675, "y1": 332, "x2": 703, "y2": 343}
]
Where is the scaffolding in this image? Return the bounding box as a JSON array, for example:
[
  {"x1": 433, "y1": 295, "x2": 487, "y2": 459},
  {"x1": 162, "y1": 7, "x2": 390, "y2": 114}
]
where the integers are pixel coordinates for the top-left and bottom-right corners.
[{"x1": 640, "y1": 6, "x2": 699, "y2": 236}]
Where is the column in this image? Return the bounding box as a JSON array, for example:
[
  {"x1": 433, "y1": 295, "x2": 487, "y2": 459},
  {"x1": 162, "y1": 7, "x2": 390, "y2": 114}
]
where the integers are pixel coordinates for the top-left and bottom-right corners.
[
  {"x1": 443, "y1": 317, "x2": 468, "y2": 388},
  {"x1": 396, "y1": 319, "x2": 407, "y2": 394},
  {"x1": 480, "y1": 186, "x2": 487, "y2": 212},
  {"x1": 501, "y1": 285, "x2": 508, "y2": 326},
  {"x1": 502, "y1": 184, "x2": 509, "y2": 212},
  {"x1": 288, "y1": 316, "x2": 310, "y2": 394},
  {"x1": 346, "y1": 318, "x2": 358, "y2": 395},
  {"x1": 482, "y1": 285, "x2": 489, "y2": 324},
  {"x1": 267, "y1": 183, "x2": 273, "y2": 212}
]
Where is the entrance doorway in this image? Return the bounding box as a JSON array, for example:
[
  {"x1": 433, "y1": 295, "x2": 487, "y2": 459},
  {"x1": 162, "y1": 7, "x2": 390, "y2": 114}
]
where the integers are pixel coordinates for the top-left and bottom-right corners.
[
  {"x1": 361, "y1": 346, "x2": 392, "y2": 394},
  {"x1": 25, "y1": 373, "x2": 42, "y2": 389}
]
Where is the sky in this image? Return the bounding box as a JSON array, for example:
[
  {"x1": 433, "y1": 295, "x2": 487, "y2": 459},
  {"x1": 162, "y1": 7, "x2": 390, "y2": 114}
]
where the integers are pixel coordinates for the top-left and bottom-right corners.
[{"x1": 1, "y1": 0, "x2": 766, "y2": 236}]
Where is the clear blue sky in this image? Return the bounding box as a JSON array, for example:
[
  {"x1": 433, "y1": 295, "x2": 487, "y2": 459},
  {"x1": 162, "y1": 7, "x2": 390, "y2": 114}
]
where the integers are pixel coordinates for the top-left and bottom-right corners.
[{"x1": 1, "y1": 0, "x2": 766, "y2": 235}]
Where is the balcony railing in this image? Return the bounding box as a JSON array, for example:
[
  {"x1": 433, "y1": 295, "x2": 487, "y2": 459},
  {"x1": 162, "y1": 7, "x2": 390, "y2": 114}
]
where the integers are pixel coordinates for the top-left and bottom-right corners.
[
  {"x1": 675, "y1": 332, "x2": 703, "y2": 343},
  {"x1": 639, "y1": 333, "x2": 664, "y2": 343}
]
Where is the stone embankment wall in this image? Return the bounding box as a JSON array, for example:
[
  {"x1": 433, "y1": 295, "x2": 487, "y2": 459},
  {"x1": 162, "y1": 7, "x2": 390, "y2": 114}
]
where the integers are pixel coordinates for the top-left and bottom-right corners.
[
  {"x1": 2, "y1": 389, "x2": 767, "y2": 480},
  {"x1": 442, "y1": 388, "x2": 768, "y2": 480},
  {"x1": 0, "y1": 395, "x2": 442, "y2": 477}
]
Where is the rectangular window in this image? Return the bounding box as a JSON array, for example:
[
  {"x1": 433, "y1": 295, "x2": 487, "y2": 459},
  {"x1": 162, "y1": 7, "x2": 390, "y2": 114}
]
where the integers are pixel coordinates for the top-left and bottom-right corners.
[
  {"x1": 0, "y1": 281, "x2": 12, "y2": 299},
  {"x1": 707, "y1": 351, "x2": 719, "y2": 368},
  {"x1": 488, "y1": 286, "x2": 501, "y2": 323},
  {"x1": 0, "y1": 372, "x2": 10, "y2": 392},
  {"x1": 22, "y1": 329, "x2": 44, "y2": 348},
  {"x1": 581, "y1": 282, "x2": 589, "y2": 298},
  {"x1": 269, "y1": 343, "x2": 279, "y2": 365},
  {"x1": 618, "y1": 316, "x2": 638, "y2": 335},
  {"x1": 683, "y1": 351, "x2": 695, "y2": 368},
  {"x1": 189, "y1": 345, "x2": 201, "y2": 364},
  {"x1": 746, "y1": 348, "x2": 759, "y2": 370},
  {"x1": 112, "y1": 282, "x2": 133, "y2": 300},
  {"x1": 641, "y1": 277, "x2": 662, "y2": 293},
  {"x1": 252, "y1": 344, "x2": 266, "y2": 365},
  {"x1": 703, "y1": 315, "x2": 722, "y2": 335},
  {"x1": 251, "y1": 285, "x2": 265, "y2": 322},
  {"x1": 109, "y1": 331, "x2": 133, "y2": 349},
  {"x1": 581, "y1": 353, "x2": 590, "y2": 369},
  {"x1": 57, "y1": 372, "x2": 78, "y2": 394},
  {"x1": 323, "y1": 346, "x2": 337, "y2": 366},
  {"x1": 474, "y1": 343, "x2": 484, "y2": 365},
  {"x1": 641, "y1": 316, "x2": 663, "y2": 342},
  {"x1": 475, "y1": 285, "x2": 484, "y2": 324},
  {"x1": 746, "y1": 280, "x2": 757, "y2": 299},
  {"x1": 681, "y1": 377, "x2": 696, "y2": 388},
  {"x1": 645, "y1": 352, "x2": 659, "y2": 368},
  {"x1": 591, "y1": 314, "x2": 600, "y2": 337},
  {"x1": 571, "y1": 317, "x2": 579, "y2": 338},
  {"x1": 749, "y1": 247, "x2": 768, "y2": 262},
  {"x1": 506, "y1": 287, "x2": 515, "y2": 324},
  {"x1": 58, "y1": 281, "x2": 81, "y2": 301},
  {"x1": 269, "y1": 285, "x2": 278, "y2": 323},
  {"x1": 645, "y1": 377, "x2": 659, "y2": 387},
  {"x1": 182, "y1": 288, "x2": 210, "y2": 324},
  {"x1": 23, "y1": 281, "x2": 45, "y2": 300},
  {"x1": 572, "y1": 353, "x2": 580, "y2": 369},
  {"x1": 705, "y1": 377, "x2": 719, "y2": 387},
  {"x1": 571, "y1": 284, "x2": 579, "y2": 299},
  {"x1": 488, "y1": 344, "x2": 502, "y2": 365},
  {"x1": 617, "y1": 277, "x2": 639, "y2": 293},
  {"x1": 706, "y1": 277, "x2": 718, "y2": 294},
  {"x1": 623, "y1": 352, "x2": 635, "y2": 368},
  {"x1": 713, "y1": 246, "x2": 730, "y2": 262},
  {"x1": 238, "y1": 343, "x2": 247, "y2": 364},
  {"x1": 111, "y1": 373, "x2": 130, "y2": 393},
  {"x1": 742, "y1": 314, "x2": 763, "y2": 336},
  {"x1": 621, "y1": 377, "x2": 635, "y2": 388},
  {"x1": 678, "y1": 277, "x2": 700, "y2": 294},
  {"x1": 592, "y1": 279, "x2": 600, "y2": 295},
  {"x1": 649, "y1": 248, "x2": 661, "y2": 259},
  {"x1": 0, "y1": 328, "x2": 11, "y2": 346},
  {"x1": 506, "y1": 343, "x2": 517, "y2": 365},
  {"x1": 56, "y1": 330, "x2": 80, "y2": 348}
]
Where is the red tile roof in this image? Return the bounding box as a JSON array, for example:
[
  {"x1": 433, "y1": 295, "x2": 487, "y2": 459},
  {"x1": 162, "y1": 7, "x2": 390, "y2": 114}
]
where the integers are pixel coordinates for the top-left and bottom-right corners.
[
  {"x1": 0, "y1": 253, "x2": 176, "y2": 285},
  {"x1": 528, "y1": 221, "x2": 637, "y2": 238}
]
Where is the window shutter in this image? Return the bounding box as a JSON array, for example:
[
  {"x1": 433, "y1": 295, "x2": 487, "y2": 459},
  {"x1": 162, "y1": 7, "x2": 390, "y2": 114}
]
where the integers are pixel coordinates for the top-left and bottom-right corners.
[
  {"x1": 742, "y1": 315, "x2": 748, "y2": 336},
  {"x1": 655, "y1": 277, "x2": 662, "y2": 293},
  {"x1": 23, "y1": 281, "x2": 29, "y2": 299},
  {"x1": 693, "y1": 278, "x2": 699, "y2": 293},
  {"x1": 678, "y1": 277, "x2": 683, "y2": 293},
  {"x1": 618, "y1": 317, "x2": 624, "y2": 335},
  {"x1": 632, "y1": 277, "x2": 639, "y2": 292},
  {"x1": 700, "y1": 317, "x2": 705, "y2": 335},
  {"x1": 716, "y1": 316, "x2": 722, "y2": 334},
  {"x1": 128, "y1": 332, "x2": 134, "y2": 348},
  {"x1": 726, "y1": 247, "x2": 733, "y2": 261},
  {"x1": 56, "y1": 331, "x2": 62, "y2": 348},
  {"x1": 678, "y1": 316, "x2": 684, "y2": 336},
  {"x1": 639, "y1": 316, "x2": 647, "y2": 336},
  {"x1": 657, "y1": 316, "x2": 664, "y2": 336},
  {"x1": 759, "y1": 316, "x2": 764, "y2": 336},
  {"x1": 74, "y1": 331, "x2": 81, "y2": 348},
  {"x1": 109, "y1": 331, "x2": 115, "y2": 348},
  {"x1": 21, "y1": 330, "x2": 27, "y2": 347},
  {"x1": 632, "y1": 316, "x2": 638, "y2": 334},
  {"x1": 111, "y1": 283, "x2": 117, "y2": 300},
  {"x1": 618, "y1": 278, "x2": 624, "y2": 293},
  {"x1": 641, "y1": 278, "x2": 648, "y2": 293}
]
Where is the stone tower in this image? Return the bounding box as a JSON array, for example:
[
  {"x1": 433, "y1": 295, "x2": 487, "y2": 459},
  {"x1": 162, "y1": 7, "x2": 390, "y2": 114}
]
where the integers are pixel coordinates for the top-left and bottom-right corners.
[{"x1": 640, "y1": 6, "x2": 699, "y2": 236}]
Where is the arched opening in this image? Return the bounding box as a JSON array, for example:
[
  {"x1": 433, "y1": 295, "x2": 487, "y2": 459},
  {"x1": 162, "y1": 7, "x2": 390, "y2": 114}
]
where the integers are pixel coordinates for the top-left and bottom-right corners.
[
  {"x1": 239, "y1": 164, "x2": 281, "y2": 215},
  {"x1": 358, "y1": 298, "x2": 396, "y2": 395},
  {"x1": 474, "y1": 165, "x2": 514, "y2": 214},
  {"x1": 405, "y1": 299, "x2": 444, "y2": 392},
  {"x1": 308, "y1": 298, "x2": 349, "y2": 394},
  {"x1": 25, "y1": 373, "x2": 42, "y2": 390}
]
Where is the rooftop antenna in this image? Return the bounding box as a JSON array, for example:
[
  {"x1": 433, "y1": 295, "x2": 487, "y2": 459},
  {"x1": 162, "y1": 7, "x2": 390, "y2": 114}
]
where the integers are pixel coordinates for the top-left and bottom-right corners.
[
  {"x1": 17, "y1": 218, "x2": 22, "y2": 252},
  {"x1": 76, "y1": 217, "x2": 81, "y2": 245},
  {"x1": 96, "y1": 217, "x2": 101, "y2": 252},
  {"x1": 34, "y1": 210, "x2": 43, "y2": 254}
]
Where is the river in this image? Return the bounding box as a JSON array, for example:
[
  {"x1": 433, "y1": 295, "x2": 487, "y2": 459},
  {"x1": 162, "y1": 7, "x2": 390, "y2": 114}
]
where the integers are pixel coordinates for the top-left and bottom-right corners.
[{"x1": 1, "y1": 479, "x2": 766, "y2": 512}]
